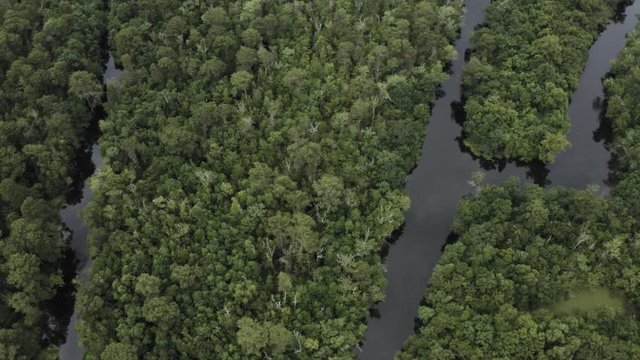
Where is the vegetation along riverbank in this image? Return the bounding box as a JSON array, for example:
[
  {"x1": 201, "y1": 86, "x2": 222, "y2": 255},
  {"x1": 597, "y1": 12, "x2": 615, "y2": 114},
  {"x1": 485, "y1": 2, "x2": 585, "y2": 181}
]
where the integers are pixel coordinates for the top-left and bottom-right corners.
[{"x1": 0, "y1": 0, "x2": 106, "y2": 357}]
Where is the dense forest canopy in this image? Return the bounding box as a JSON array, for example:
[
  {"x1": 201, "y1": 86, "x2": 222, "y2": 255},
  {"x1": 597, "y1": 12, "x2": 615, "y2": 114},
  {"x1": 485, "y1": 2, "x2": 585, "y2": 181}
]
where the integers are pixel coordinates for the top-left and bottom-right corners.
[
  {"x1": 0, "y1": 0, "x2": 105, "y2": 358},
  {"x1": 399, "y1": 179, "x2": 640, "y2": 359},
  {"x1": 605, "y1": 27, "x2": 640, "y2": 207},
  {"x1": 462, "y1": 0, "x2": 623, "y2": 162},
  {"x1": 400, "y1": 23, "x2": 640, "y2": 360},
  {"x1": 4, "y1": 0, "x2": 640, "y2": 358},
  {"x1": 77, "y1": 0, "x2": 463, "y2": 358}
]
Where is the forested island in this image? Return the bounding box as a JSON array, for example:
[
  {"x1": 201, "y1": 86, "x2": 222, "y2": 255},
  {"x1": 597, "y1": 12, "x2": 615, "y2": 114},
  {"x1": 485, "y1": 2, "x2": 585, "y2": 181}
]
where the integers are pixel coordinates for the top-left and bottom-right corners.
[
  {"x1": 0, "y1": 1, "x2": 105, "y2": 357},
  {"x1": 2, "y1": 0, "x2": 640, "y2": 359},
  {"x1": 462, "y1": 0, "x2": 623, "y2": 162}
]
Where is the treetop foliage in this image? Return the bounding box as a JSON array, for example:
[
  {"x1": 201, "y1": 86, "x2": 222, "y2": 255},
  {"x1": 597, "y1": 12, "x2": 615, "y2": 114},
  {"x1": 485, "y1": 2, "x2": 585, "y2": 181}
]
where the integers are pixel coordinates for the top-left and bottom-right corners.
[
  {"x1": 0, "y1": 0, "x2": 106, "y2": 358},
  {"x1": 78, "y1": 0, "x2": 464, "y2": 358},
  {"x1": 462, "y1": 0, "x2": 623, "y2": 162}
]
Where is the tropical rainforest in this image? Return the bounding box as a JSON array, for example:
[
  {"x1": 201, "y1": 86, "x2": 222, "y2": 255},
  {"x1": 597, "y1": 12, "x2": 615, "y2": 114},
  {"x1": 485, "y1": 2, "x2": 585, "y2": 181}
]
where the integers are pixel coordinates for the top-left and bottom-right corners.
[
  {"x1": 462, "y1": 0, "x2": 623, "y2": 162},
  {"x1": 3, "y1": 0, "x2": 640, "y2": 359},
  {"x1": 0, "y1": 0, "x2": 105, "y2": 358},
  {"x1": 75, "y1": 0, "x2": 462, "y2": 358},
  {"x1": 399, "y1": 20, "x2": 640, "y2": 360}
]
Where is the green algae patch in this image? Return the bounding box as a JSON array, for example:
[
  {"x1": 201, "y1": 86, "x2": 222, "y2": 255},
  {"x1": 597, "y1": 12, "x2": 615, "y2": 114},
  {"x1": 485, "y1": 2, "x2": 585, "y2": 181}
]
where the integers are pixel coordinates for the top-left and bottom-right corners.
[{"x1": 553, "y1": 288, "x2": 626, "y2": 314}]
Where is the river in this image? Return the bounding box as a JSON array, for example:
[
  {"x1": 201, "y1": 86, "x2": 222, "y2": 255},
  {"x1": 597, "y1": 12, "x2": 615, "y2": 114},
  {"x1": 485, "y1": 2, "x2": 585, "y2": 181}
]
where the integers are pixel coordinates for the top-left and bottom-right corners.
[
  {"x1": 358, "y1": 1, "x2": 640, "y2": 359},
  {"x1": 58, "y1": 55, "x2": 122, "y2": 360}
]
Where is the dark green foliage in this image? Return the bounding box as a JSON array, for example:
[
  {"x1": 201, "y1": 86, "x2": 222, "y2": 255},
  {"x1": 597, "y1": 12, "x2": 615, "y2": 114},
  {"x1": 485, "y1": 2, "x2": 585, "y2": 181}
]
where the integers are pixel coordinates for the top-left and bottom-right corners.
[
  {"x1": 605, "y1": 26, "x2": 640, "y2": 259},
  {"x1": 0, "y1": 0, "x2": 106, "y2": 357},
  {"x1": 78, "y1": 0, "x2": 463, "y2": 358},
  {"x1": 462, "y1": 0, "x2": 623, "y2": 162},
  {"x1": 400, "y1": 179, "x2": 640, "y2": 359},
  {"x1": 605, "y1": 29, "x2": 640, "y2": 189}
]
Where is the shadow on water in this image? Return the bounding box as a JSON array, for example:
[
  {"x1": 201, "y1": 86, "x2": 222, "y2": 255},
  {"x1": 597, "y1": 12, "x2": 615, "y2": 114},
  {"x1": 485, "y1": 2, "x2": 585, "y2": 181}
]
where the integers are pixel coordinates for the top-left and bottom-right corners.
[
  {"x1": 44, "y1": 0, "x2": 114, "y2": 350},
  {"x1": 41, "y1": 247, "x2": 77, "y2": 346},
  {"x1": 440, "y1": 231, "x2": 459, "y2": 253},
  {"x1": 593, "y1": 96, "x2": 613, "y2": 145},
  {"x1": 379, "y1": 223, "x2": 406, "y2": 259},
  {"x1": 451, "y1": 99, "x2": 551, "y2": 186},
  {"x1": 358, "y1": 1, "x2": 640, "y2": 359}
]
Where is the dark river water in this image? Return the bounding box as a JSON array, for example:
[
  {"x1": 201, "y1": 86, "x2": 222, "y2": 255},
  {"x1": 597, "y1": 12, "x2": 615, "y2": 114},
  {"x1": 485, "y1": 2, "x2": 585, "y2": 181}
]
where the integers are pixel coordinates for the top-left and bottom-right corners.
[
  {"x1": 59, "y1": 55, "x2": 121, "y2": 359},
  {"x1": 358, "y1": 1, "x2": 640, "y2": 359}
]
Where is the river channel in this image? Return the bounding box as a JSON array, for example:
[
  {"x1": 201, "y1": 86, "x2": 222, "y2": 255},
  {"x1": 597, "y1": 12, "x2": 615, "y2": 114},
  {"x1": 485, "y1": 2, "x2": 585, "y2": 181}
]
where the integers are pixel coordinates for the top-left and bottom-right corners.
[
  {"x1": 359, "y1": 1, "x2": 640, "y2": 359},
  {"x1": 59, "y1": 55, "x2": 122, "y2": 359}
]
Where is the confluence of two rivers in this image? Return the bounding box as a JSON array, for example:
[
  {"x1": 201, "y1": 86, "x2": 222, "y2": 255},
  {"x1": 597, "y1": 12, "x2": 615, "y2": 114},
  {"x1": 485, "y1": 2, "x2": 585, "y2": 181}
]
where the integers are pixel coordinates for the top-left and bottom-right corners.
[
  {"x1": 58, "y1": 1, "x2": 640, "y2": 359},
  {"x1": 359, "y1": 1, "x2": 640, "y2": 359}
]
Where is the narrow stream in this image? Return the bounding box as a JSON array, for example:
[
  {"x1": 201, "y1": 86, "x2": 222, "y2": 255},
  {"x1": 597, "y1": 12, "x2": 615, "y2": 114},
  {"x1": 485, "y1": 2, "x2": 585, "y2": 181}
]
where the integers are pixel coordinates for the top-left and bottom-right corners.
[
  {"x1": 59, "y1": 55, "x2": 122, "y2": 360},
  {"x1": 359, "y1": 1, "x2": 640, "y2": 359}
]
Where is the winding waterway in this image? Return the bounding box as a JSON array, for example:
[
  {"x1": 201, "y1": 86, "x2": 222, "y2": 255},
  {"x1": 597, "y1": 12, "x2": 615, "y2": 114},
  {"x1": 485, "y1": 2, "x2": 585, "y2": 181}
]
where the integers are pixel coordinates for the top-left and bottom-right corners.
[
  {"x1": 359, "y1": 1, "x2": 640, "y2": 359},
  {"x1": 59, "y1": 55, "x2": 122, "y2": 360}
]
